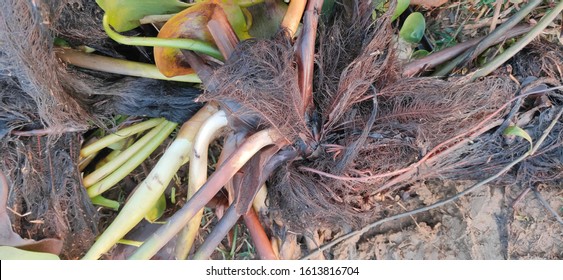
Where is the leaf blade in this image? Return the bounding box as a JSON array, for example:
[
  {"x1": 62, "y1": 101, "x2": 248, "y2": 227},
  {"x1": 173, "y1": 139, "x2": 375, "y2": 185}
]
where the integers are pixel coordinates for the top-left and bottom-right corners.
[
  {"x1": 503, "y1": 125, "x2": 533, "y2": 150},
  {"x1": 399, "y1": 12, "x2": 426, "y2": 44},
  {"x1": 96, "y1": 0, "x2": 189, "y2": 32}
]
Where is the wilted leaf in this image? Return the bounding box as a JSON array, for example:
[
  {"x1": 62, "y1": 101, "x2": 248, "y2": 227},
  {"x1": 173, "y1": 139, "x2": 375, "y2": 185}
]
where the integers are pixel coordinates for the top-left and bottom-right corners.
[
  {"x1": 155, "y1": 0, "x2": 250, "y2": 77},
  {"x1": 392, "y1": 0, "x2": 410, "y2": 21},
  {"x1": 154, "y1": 3, "x2": 215, "y2": 77},
  {"x1": 400, "y1": 12, "x2": 426, "y2": 44},
  {"x1": 503, "y1": 125, "x2": 533, "y2": 150},
  {"x1": 96, "y1": 0, "x2": 189, "y2": 32},
  {"x1": 0, "y1": 246, "x2": 60, "y2": 260}
]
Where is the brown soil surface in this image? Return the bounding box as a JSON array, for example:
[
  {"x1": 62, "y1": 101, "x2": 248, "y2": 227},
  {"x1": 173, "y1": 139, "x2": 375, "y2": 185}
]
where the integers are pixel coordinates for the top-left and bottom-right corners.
[{"x1": 330, "y1": 181, "x2": 563, "y2": 259}]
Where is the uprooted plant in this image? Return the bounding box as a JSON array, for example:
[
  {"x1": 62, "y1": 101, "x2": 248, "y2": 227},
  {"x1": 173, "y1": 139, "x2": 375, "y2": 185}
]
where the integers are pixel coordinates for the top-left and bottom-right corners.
[
  {"x1": 2, "y1": 0, "x2": 562, "y2": 259},
  {"x1": 77, "y1": 0, "x2": 563, "y2": 260}
]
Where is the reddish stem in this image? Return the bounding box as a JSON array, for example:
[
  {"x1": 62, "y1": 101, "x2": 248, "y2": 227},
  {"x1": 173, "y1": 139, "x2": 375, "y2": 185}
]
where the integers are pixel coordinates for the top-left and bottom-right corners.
[
  {"x1": 243, "y1": 208, "x2": 278, "y2": 260},
  {"x1": 295, "y1": 0, "x2": 324, "y2": 117},
  {"x1": 207, "y1": 4, "x2": 240, "y2": 59},
  {"x1": 403, "y1": 24, "x2": 532, "y2": 77}
]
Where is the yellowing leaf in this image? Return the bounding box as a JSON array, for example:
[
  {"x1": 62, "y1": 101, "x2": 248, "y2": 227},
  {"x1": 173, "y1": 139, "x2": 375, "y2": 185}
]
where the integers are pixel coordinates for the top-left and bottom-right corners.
[
  {"x1": 154, "y1": 2, "x2": 215, "y2": 77},
  {"x1": 503, "y1": 125, "x2": 533, "y2": 150},
  {"x1": 154, "y1": 0, "x2": 250, "y2": 77},
  {"x1": 96, "y1": 0, "x2": 189, "y2": 32},
  {"x1": 220, "y1": 0, "x2": 251, "y2": 40}
]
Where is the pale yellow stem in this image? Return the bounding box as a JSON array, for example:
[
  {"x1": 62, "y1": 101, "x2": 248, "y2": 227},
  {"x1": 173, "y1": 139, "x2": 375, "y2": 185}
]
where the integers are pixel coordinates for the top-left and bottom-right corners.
[
  {"x1": 82, "y1": 105, "x2": 218, "y2": 260},
  {"x1": 175, "y1": 111, "x2": 228, "y2": 259}
]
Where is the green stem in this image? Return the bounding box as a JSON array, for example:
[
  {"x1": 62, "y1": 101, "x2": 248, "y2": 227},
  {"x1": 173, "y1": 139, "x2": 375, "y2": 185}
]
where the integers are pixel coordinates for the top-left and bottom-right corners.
[
  {"x1": 433, "y1": 0, "x2": 542, "y2": 76},
  {"x1": 470, "y1": 1, "x2": 563, "y2": 81},
  {"x1": 103, "y1": 14, "x2": 223, "y2": 60},
  {"x1": 80, "y1": 118, "x2": 165, "y2": 158},
  {"x1": 87, "y1": 121, "x2": 177, "y2": 198},
  {"x1": 91, "y1": 195, "x2": 120, "y2": 211},
  {"x1": 83, "y1": 121, "x2": 167, "y2": 188},
  {"x1": 82, "y1": 106, "x2": 217, "y2": 260},
  {"x1": 57, "y1": 48, "x2": 201, "y2": 83},
  {"x1": 129, "y1": 128, "x2": 280, "y2": 260}
]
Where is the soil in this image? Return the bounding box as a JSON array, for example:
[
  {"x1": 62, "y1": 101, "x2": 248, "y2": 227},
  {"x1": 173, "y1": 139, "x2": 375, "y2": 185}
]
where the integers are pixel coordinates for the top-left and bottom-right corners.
[{"x1": 329, "y1": 181, "x2": 563, "y2": 259}]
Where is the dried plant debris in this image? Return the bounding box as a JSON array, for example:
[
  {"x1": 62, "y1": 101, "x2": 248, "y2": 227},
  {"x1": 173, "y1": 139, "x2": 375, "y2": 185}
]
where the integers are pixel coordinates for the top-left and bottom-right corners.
[
  {"x1": 51, "y1": 0, "x2": 119, "y2": 56},
  {"x1": 1, "y1": 0, "x2": 562, "y2": 259},
  {"x1": 0, "y1": 0, "x2": 90, "y2": 130},
  {"x1": 0, "y1": 171, "x2": 63, "y2": 256}
]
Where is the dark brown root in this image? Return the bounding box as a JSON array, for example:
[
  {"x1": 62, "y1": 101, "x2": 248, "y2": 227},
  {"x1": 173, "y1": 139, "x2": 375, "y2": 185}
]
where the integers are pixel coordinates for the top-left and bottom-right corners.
[
  {"x1": 0, "y1": 0, "x2": 204, "y2": 259},
  {"x1": 1, "y1": 0, "x2": 203, "y2": 132},
  {"x1": 267, "y1": 2, "x2": 525, "y2": 230},
  {"x1": 270, "y1": 75, "x2": 516, "y2": 228},
  {"x1": 510, "y1": 39, "x2": 563, "y2": 83},
  {"x1": 0, "y1": 0, "x2": 91, "y2": 130},
  {"x1": 0, "y1": 132, "x2": 98, "y2": 259},
  {"x1": 199, "y1": 35, "x2": 308, "y2": 144}
]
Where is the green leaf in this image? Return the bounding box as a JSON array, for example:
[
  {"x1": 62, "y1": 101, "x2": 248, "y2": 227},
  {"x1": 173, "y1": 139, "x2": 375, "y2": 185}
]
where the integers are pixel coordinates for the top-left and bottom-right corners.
[
  {"x1": 220, "y1": 0, "x2": 251, "y2": 40},
  {"x1": 0, "y1": 246, "x2": 60, "y2": 260},
  {"x1": 399, "y1": 12, "x2": 426, "y2": 44},
  {"x1": 503, "y1": 125, "x2": 533, "y2": 150},
  {"x1": 144, "y1": 193, "x2": 166, "y2": 223},
  {"x1": 411, "y1": 49, "x2": 430, "y2": 59},
  {"x1": 96, "y1": 0, "x2": 189, "y2": 32},
  {"x1": 392, "y1": 0, "x2": 410, "y2": 21}
]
